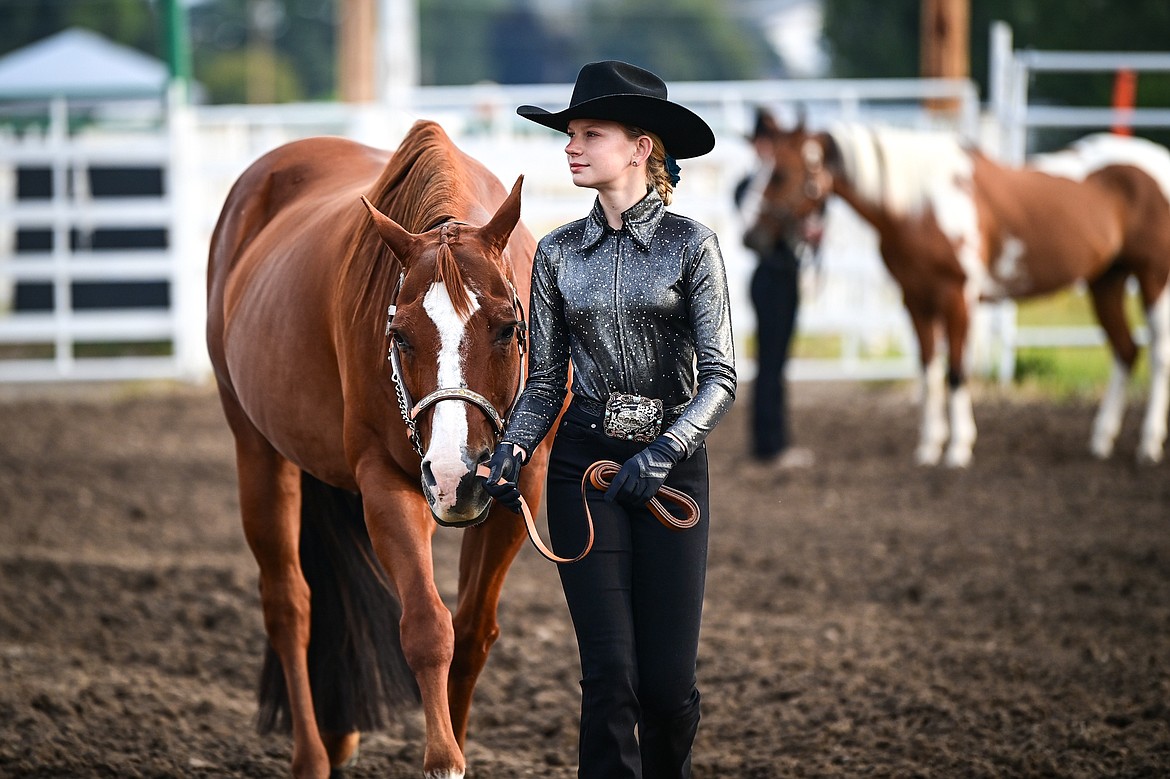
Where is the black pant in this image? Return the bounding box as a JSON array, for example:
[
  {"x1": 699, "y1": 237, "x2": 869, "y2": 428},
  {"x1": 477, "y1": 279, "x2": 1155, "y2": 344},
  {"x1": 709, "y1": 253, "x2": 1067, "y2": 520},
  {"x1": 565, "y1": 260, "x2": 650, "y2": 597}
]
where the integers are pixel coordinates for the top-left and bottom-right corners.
[
  {"x1": 546, "y1": 400, "x2": 710, "y2": 779},
  {"x1": 750, "y1": 257, "x2": 800, "y2": 459}
]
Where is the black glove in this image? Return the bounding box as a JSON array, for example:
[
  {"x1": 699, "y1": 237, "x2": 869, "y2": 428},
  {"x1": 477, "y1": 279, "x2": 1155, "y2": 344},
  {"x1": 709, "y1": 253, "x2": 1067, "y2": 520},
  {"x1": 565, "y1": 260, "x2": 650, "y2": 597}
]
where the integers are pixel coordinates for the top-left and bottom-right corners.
[
  {"x1": 606, "y1": 435, "x2": 687, "y2": 506},
  {"x1": 482, "y1": 441, "x2": 524, "y2": 513}
]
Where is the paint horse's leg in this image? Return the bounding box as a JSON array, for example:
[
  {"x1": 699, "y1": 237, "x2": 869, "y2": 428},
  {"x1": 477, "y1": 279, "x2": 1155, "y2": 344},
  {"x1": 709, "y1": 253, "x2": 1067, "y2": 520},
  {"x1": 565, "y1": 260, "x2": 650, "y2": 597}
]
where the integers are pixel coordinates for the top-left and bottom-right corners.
[
  {"x1": 448, "y1": 501, "x2": 531, "y2": 745},
  {"x1": 224, "y1": 409, "x2": 330, "y2": 779},
  {"x1": 358, "y1": 471, "x2": 467, "y2": 779},
  {"x1": 942, "y1": 289, "x2": 977, "y2": 468},
  {"x1": 1138, "y1": 284, "x2": 1170, "y2": 463},
  {"x1": 1087, "y1": 266, "x2": 1137, "y2": 460},
  {"x1": 909, "y1": 310, "x2": 948, "y2": 466}
]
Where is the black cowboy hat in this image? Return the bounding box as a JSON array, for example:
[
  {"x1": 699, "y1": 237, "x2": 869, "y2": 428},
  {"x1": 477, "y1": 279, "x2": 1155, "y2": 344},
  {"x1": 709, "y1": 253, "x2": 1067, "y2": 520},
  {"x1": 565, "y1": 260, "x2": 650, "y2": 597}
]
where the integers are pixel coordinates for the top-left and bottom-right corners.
[{"x1": 516, "y1": 60, "x2": 715, "y2": 159}]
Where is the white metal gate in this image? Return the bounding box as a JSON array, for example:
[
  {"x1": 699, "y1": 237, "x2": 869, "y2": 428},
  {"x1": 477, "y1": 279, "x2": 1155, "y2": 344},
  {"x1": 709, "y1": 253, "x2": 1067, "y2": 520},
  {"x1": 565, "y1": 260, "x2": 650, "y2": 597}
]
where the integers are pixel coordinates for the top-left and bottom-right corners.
[
  {"x1": 985, "y1": 21, "x2": 1170, "y2": 380},
  {"x1": 0, "y1": 90, "x2": 205, "y2": 382}
]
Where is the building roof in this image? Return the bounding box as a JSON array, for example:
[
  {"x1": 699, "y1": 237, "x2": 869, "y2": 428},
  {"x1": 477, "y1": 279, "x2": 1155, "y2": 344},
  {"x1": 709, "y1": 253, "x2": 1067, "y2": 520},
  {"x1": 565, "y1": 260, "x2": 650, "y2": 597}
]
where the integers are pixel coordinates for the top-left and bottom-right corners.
[{"x1": 0, "y1": 27, "x2": 169, "y2": 100}]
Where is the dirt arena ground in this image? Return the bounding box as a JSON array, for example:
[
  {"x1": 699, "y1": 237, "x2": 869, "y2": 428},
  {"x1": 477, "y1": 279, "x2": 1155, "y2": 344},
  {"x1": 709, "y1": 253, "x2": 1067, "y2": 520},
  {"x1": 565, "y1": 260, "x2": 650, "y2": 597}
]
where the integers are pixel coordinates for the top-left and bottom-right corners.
[{"x1": 1, "y1": 379, "x2": 1167, "y2": 778}]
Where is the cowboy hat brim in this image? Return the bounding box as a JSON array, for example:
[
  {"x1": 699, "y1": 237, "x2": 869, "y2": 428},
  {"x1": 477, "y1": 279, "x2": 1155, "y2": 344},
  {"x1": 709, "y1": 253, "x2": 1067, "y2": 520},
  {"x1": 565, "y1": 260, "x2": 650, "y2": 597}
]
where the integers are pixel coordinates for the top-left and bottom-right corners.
[{"x1": 517, "y1": 94, "x2": 715, "y2": 160}]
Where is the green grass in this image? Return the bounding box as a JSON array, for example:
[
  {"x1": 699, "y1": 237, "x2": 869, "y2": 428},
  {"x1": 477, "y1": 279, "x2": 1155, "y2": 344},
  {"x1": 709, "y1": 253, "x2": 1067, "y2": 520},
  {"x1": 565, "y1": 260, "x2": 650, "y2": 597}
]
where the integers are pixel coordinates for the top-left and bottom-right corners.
[{"x1": 1013, "y1": 288, "x2": 1151, "y2": 400}]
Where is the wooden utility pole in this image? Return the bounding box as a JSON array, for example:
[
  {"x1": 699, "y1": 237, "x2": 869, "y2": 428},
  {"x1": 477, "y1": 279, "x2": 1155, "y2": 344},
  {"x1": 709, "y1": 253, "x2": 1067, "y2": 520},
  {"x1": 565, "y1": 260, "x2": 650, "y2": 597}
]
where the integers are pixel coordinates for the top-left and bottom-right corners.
[
  {"x1": 338, "y1": 0, "x2": 377, "y2": 102},
  {"x1": 920, "y1": 0, "x2": 969, "y2": 114}
]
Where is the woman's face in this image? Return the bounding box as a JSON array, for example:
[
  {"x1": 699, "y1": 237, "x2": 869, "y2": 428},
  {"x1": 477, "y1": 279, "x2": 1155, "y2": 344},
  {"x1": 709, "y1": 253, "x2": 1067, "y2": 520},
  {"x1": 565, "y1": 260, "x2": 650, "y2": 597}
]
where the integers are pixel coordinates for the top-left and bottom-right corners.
[{"x1": 564, "y1": 118, "x2": 642, "y2": 190}]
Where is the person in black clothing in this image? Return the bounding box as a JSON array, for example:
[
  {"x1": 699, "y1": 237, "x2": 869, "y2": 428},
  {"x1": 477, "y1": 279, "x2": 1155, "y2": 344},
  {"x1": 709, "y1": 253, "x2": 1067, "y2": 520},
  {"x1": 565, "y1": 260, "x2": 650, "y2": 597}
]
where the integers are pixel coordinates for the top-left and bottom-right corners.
[
  {"x1": 734, "y1": 107, "x2": 818, "y2": 469},
  {"x1": 481, "y1": 61, "x2": 736, "y2": 778}
]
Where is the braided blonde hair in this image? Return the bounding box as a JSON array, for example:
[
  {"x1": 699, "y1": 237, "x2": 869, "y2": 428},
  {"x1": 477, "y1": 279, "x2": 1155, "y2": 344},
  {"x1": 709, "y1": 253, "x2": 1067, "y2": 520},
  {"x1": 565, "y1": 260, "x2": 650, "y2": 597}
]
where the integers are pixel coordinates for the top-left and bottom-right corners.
[{"x1": 624, "y1": 126, "x2": 674, "y2": 206}]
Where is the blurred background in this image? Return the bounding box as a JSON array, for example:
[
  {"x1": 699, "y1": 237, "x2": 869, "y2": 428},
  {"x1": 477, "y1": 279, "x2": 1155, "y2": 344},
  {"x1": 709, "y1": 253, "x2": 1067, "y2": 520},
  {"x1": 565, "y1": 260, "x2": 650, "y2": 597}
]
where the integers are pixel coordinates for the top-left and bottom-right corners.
[{"x1": 1, "y1": 0, "x2": 1168, "y2": 390}]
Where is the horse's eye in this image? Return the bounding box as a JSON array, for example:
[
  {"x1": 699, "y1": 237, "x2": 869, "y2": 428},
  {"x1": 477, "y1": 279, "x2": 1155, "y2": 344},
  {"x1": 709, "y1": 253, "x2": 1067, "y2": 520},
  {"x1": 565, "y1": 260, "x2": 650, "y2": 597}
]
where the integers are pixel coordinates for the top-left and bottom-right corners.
[
  {"x1": 391, "y1": 331, "x2": 413, "y2": 353},
  {"x1": 770, "y1": 170, "x2": 788, "y2": 188},
  {"x1": 495, "y1": 324, "x2": 516, "y2": 345}
]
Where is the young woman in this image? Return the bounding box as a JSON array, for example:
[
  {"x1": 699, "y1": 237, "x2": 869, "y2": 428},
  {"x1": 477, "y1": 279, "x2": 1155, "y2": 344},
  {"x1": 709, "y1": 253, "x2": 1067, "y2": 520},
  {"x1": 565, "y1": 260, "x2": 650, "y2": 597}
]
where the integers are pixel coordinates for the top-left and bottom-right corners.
[{"x1": 483, "y1": 60, "x2": 736, "y2": 778}]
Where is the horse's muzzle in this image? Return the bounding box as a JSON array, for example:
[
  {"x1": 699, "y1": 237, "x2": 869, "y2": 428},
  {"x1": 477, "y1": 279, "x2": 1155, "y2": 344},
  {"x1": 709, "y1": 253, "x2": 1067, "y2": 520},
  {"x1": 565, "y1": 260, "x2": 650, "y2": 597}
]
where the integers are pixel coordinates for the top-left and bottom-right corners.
[{"x1": 421, "y1": 467, "x2": 493, "y2": 528}]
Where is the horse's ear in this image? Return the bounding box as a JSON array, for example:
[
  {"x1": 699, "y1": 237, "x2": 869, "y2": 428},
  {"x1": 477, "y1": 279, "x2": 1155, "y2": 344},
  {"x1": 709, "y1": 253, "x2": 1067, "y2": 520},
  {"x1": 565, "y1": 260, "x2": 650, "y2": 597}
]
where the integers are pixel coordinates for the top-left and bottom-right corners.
[
  {"x1": 360, "y1": 195, "x2": 417, "y2": 265},
  {"x1": 793, "y1": 103, "x2": 807, "y2": 134},
  {"x1": 480, "y1": 175, "x2": 523, "y2": 255}
]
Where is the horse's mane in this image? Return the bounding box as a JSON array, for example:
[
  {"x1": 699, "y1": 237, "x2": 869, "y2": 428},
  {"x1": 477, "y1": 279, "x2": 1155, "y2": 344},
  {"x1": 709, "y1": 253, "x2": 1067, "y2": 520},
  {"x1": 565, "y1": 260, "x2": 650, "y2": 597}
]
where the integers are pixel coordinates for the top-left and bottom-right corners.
[
  {"x1": 348, "y1": 120, "x2": 480, "y2": 327},
  {"x1": 828, "y1": 122, "x2": 974, "y2": 218}
]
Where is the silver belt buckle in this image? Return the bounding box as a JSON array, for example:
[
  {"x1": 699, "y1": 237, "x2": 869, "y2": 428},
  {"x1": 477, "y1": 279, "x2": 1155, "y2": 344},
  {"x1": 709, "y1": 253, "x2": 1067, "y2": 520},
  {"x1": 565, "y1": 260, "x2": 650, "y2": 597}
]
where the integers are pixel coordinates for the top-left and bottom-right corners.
[{"x1": 603, "y1": 393, "x2": 664, "y2": 443}]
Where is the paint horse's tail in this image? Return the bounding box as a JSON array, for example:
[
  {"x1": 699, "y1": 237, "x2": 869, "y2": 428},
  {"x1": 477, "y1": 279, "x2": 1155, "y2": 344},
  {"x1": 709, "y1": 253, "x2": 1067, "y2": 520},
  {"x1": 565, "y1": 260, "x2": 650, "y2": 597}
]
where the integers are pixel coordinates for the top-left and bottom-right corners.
[{"x1": 256, "y1": 472, "x2": 419, "y2": 735}]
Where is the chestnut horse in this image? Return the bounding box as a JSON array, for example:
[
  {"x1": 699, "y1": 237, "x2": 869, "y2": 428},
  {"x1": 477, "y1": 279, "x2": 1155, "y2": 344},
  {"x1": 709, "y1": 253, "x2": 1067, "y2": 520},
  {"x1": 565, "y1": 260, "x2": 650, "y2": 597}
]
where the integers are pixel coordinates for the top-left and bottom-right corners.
[
  {"x1": 751, "y1": 114, "x2": 1170, "y2": 466},
  {"x1": 207, "y1": 120, "x2": 550, "y2": 778}
]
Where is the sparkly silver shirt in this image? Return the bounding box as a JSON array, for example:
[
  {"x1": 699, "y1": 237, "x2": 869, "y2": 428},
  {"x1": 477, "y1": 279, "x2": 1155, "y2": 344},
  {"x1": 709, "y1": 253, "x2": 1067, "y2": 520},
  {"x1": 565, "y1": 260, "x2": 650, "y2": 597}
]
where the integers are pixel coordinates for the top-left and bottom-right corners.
[{"x1": 506, "y1": 190, "x2": 736, "y2": 457}]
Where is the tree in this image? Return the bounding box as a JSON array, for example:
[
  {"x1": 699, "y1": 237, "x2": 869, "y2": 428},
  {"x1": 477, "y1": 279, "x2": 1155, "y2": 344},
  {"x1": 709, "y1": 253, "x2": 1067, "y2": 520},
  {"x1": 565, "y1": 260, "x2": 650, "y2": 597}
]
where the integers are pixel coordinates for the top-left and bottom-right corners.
[
  {"x1": 0, "y1": 0, "x2": 160, "y2": 58},
  {"x1": 823, "y1": 0, "x2": 1170, "y2": 110},
  {"x1": 419, "y1": 0, "x2": 779, "y2": 87},
  {"x1": 580, "y1": 0, "x2": 780, "y2": 83},
  {"x1": 189, "y1": 0, "x2": 336, "y2": 103}
]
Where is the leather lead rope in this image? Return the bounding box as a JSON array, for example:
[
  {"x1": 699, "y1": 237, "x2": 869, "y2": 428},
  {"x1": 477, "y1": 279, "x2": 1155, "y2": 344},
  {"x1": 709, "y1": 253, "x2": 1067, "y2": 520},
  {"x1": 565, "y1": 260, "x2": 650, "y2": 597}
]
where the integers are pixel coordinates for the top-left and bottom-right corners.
[
  {"x1": 476, "y1": 460, "x2": 700, "y2": 565},
  {"x1": 584, "y1": 461, "x2": 700, "y2": 532}
]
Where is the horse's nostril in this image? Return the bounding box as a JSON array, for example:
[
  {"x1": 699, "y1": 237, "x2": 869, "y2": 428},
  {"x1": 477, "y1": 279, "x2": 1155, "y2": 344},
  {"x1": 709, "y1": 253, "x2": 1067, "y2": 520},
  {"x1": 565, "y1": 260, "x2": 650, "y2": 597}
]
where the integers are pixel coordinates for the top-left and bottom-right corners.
[{"x1": 420, "y1": 461, "x2": 437, "y2": 490}]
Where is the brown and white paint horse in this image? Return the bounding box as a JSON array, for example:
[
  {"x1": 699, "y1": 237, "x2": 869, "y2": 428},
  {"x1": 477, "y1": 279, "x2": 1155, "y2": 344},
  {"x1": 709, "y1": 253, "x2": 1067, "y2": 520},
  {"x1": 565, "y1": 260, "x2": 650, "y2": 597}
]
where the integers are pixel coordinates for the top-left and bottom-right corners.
[
  {"x1": 752, "y1": 116, "x2": 1170, "y2": 467},
  {"x1": 207, "y1": 120, "x2": 551, "y2": 778}
]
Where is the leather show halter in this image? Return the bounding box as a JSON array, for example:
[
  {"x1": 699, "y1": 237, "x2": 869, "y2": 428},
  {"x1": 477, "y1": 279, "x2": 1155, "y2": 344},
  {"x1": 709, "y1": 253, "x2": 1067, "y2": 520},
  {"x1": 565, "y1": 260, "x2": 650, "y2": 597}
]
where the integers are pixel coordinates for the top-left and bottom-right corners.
[
  {"x1": 476, "y1": 459, "x2": 701, "y2": 565},
  {"x1": 386, "y1": 222, "x2": 527, "y2": 458}
]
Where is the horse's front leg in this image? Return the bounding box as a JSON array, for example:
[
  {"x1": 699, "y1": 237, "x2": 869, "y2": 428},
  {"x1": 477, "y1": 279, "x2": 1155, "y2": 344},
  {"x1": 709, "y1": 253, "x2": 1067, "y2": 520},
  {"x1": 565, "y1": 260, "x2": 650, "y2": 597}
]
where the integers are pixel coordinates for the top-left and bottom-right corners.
[
  {"x1": 359, "y1": 469, "x2": 465, "y2": 778},
  {"x1": 909, "y1": 311, "x2": 948, "y2": 465},
  {"x1": 942, "y1": 294, "x2": 976, "y2": 468},
  {"x1": 449, "y1": 498, "x2": 531, "y2": 744}
]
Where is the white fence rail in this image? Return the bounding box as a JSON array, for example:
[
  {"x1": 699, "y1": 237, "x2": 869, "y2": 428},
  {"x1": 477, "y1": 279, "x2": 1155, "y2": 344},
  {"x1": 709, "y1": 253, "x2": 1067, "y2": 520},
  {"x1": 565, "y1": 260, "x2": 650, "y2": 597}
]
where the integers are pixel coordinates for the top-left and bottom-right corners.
[
  {"x1": 0, "y1": 96, "x2": 189, "y2": 381},
  {"x1": 986, "y1": 22, "x2": 1170, "y2": 381},
  {"x1": 1, "y1": 77, "x2": 979, "y2": 383},
  {"x1": 3, "y1": 35, "x2": 1165, "y2": 386}
]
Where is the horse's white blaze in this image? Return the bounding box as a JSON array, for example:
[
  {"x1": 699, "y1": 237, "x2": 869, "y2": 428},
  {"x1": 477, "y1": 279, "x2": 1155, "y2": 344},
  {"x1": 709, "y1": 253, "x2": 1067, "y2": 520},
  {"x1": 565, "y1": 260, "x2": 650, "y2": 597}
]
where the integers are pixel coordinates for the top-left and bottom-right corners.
[
  {"x1": 1138, "y1": 286, "x2": 1170, "y2": 462},
  {"x1": 422, "y1": 281, "x2": 480, "y2": 510}
]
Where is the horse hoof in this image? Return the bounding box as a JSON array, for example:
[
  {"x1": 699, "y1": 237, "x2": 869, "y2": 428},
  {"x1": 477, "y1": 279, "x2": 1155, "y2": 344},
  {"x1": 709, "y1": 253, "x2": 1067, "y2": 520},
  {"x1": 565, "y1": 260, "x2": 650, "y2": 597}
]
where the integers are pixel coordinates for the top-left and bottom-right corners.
[
  {"x1": 915, "y1": 447, "x2": 942, "y2": 467},
  {"x1": 1136, "y1": 446, "x2": 1164, "y2": 466},
  {"x1": 943, "y1": 450, "x2": 972, "y2": 469},
  {"x1": 1089, "y1": 437, "x2": 1115, "y2": 460}
]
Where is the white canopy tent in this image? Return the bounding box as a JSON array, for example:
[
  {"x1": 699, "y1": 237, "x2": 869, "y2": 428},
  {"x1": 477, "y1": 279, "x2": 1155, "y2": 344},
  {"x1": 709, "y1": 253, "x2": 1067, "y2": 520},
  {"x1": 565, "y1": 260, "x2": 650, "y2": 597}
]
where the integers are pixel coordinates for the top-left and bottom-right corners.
[{"x1": 0, "y1": 27, "x2": 168, "y2": 101}]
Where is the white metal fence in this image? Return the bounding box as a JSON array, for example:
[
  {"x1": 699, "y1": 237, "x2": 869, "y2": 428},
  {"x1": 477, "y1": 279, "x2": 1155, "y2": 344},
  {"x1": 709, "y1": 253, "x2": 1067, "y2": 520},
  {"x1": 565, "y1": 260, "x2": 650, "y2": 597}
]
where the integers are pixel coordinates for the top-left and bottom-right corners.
[
  {"x1": 1, "y1": 76, "x2": 982, "y2": 383},
  {"x1": 985, "y1": 21, "x2": 1170, "y2": 380},
  {"x1": 36, "y1": 53, "x2": 1170, "y2": 381},
  {"x1": 191, "y1": 77, "x2": 980, "y2": 385},
  {"x1": 1, "y1": 97, "x2": 177, "y2": 380},
  {"x1": 2, "y1": 31, "x2": 1167, "y2": 386}
]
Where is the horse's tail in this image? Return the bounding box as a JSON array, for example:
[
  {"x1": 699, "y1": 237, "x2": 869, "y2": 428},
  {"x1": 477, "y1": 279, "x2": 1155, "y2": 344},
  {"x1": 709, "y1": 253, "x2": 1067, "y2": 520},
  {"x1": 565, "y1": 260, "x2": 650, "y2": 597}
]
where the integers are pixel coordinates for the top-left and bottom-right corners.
[{"x1": 256, "y1": 472, "x2": 420, "y2": 735}]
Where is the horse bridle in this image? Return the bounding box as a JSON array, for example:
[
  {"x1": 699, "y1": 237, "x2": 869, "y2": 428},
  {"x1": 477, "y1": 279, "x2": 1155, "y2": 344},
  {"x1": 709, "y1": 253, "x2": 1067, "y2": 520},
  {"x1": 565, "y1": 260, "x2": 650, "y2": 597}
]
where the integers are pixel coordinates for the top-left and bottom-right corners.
[
  {"x1": 798, "y1": 136, "x2": 832, "y2": 202},
  {"x1": 385, "y1": 222, "x2": 527, "y2": 458}
]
